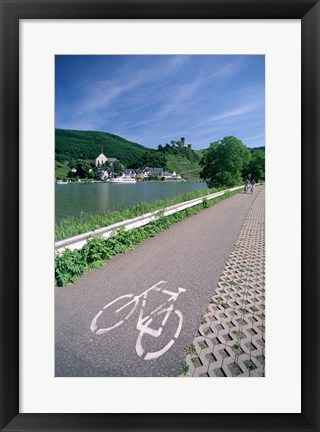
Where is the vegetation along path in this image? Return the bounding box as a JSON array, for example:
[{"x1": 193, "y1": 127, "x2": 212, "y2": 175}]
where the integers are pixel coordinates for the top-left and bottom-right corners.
[{"x1": 55, "y1": 186, "x2": 265, "y2": 377}]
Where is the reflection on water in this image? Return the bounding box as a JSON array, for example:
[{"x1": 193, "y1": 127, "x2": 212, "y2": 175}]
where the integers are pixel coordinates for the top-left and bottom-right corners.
[{"x1": 55, "y1": 182, "x2": 208, "y2": 223}]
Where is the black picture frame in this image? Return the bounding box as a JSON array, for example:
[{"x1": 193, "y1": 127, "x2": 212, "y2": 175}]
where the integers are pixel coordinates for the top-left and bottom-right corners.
[{"x1": 0, "y1": 0, "x2": 319, "y2": 431}]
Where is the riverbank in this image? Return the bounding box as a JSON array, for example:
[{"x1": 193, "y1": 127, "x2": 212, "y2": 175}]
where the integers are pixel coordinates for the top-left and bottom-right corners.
[
  {"x1": 55, "y1": 189, "x2": 241, "y2": 286},
  {"x1": 55, "y1": 180, "x2": 209, "y2": 223},
  {"x1": 56, "y1": 179, "x2": 192, "y2": 184},
  {"x1": 55, "y1": 186, "x2": 224, "y2": 241}
]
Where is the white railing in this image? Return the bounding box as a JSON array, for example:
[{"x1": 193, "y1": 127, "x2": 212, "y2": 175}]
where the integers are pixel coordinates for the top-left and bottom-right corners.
[{"x1": 55, "y1": 185, "x2": 243, "y2": 253}]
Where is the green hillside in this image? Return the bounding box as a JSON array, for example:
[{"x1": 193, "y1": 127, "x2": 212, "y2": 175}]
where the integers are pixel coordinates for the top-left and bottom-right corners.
[
  {"x1": 251, "y1": 146, "x2": 265, "y2": 153},
  {"x1": 166, "y1": 154, "x2": 202, "y2": 181},
  {"x1": 55, "y1": 160, "x2": 70, "y2": 179},
  {"x1": 55, "y1": 128, "x2": 203, "y2": 181},
  {"x1": 194, "y1": 149, "x2": 205, "y2": 158},
  {"x1": 55, "y1": 129, "x2": 152, "y2": 166}
]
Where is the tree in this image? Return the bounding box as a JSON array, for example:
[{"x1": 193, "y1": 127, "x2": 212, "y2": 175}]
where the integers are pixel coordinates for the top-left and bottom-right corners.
[
  {"x1": 102, "y1": 161, "x2": 111, "y2": 170},
  {"x1": 129, "y1": 151, "x2": 167, "y2": 169},
  {"x1": 148, "y1": 173, "x2": 161, "y2": 181},
  {"x1": 200, "y1": 136, "x2": 251, "y2": 187},
  {"x1": 67, "y1": 159, "x2": 91, "y2": 179},
  {"x1": 248, "y1": 150, "x2": 265, "y2": 182},
  {"x1": 113, "y1": 160, "x2": 123, "y2": 176}
]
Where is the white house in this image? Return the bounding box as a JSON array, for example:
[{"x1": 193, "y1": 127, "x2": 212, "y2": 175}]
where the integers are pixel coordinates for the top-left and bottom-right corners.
[
  {"x1": 99, "y1": 170, "x2": 109, "y2": 180},
  {"x1": 162, "y1": 171, "x2": 182, "y2": 181},
  {"x1": 162, "y1": 171, "x2": 173, "y2": 180},
  {"x1": 172, "y1": 171, "x2": 182, "y2": 180},
  {"x1": 93, "y1": 153, "x2": 108, "y2": 166}
]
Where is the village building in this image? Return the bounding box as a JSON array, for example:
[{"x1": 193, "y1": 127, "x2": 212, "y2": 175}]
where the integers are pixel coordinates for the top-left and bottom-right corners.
[
  {"x1": 161, "y1": 171, "x2": 181, "y2": 180},
  {"x1": 133, "y1": 167, "x2": 183, "y2": 181},
  {"x1": 95, "y1": 166, "x2": 112, "y2": 181},
  {"x1": 162, "y1": 171, "x2": 173, "y2": 180},
  {"x1": 123, "y1": 169, "x2": 136, "y2": 178},
  {"x1": 172, "y1": 171, "x2": 182, "y2": 180},
  {"x1": 93, "y1": 152, "x2": 108, "y2": 166},
  {"x1": 149, "y1": 167, "x2": 164, "y2": 177},
  {"x1": 135, "y1": 169, "x2": 146, "y2": 180},
  {"x1": 90, "y1": 155, "x2": 183, "y2": 181},
  {"x1": 93, "y1": 150, "x2": 118, "y2": 167}
]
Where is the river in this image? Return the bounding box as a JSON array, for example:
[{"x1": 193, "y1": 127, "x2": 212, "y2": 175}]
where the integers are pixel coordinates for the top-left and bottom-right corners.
[{"x1": 55, "y1": 181, "x2": 208, "y2": 223}]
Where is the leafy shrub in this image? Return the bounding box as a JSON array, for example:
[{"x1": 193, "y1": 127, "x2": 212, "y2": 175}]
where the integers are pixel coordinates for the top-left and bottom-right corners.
[
  {"x1": 82, "y1": 235, "x2": 113, "y2": 263},
  {"x1": 55, "y1": 249, "x2": 85, "y2": 286},
  {"x1": 202, "y1": 198, "x2": 210, "y2": 208}
]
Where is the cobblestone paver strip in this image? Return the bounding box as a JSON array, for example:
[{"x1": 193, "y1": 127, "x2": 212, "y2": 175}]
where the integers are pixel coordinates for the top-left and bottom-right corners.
[{"x1": 182, "y1": 187, "x2": 265, "y2": 377}]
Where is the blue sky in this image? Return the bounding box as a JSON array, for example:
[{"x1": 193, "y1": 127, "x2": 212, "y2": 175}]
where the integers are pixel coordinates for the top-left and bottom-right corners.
[{"x1": 55, "y1": 55, "x2": 265, "y2": 150}]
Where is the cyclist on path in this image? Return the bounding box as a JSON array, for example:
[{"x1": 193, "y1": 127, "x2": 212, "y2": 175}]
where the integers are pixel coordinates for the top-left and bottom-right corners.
[
  {"x1": 250, "y1": 179, "x2": 256, "y2": 194},
  {"x1": 244, "y1": 178, "x2": 250, "y2": 193}
]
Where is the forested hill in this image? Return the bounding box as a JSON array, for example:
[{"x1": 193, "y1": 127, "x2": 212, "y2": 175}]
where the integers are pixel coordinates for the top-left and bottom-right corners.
[
  {"x1": 55, "y1": 129, "x2": 152, "y2": 167},
  {"x1": 251, "y1": 146, "x2": 265, "y2": 153}
]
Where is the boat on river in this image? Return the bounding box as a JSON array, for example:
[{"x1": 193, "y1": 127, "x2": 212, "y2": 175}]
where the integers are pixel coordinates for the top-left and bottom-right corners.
[{"x1": 107, "y1": 177, "x2": 136, "y2": 184}]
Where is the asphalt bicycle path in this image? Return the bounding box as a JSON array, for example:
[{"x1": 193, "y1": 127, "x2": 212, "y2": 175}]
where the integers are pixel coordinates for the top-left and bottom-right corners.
[{"x1": 55, "y1": 185, "x2": 264, "y2": 377}]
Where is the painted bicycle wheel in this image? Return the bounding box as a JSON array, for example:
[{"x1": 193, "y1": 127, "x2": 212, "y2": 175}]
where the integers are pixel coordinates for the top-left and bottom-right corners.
[
  {"x1": 90, "y1": 294, "x2": 137, "y2": 335},
  {"x1": 135, "y1": 307, "x2": 183, "y2": 360}
]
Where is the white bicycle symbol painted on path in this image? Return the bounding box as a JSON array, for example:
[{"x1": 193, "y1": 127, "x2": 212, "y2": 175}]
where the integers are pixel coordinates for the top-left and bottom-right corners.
[{"x1": 90, "y1": 280, "x2": 186, "y2": 361}]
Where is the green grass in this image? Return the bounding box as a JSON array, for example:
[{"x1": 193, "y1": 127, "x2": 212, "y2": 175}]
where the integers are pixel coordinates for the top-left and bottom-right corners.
[
  {"x1": 214, "y1": 298, "x2": 229, "y2": 309},
  {"x1": 55, "y1": 161, "x2": 70, "y2": 180},
  {"x1": 244, "y1": 360, "x2": 257, "y2": 371},
  {"x1": 180, "y1": 361, "x2": 189, "y2": 375},
  {"x1": 187, "y1": 344, "x2": 197, "y2": 356},
  {"x1": 228, "y1": 280, "x2": 237, "y2": 286},
  {"x1": 55, "y1": 186, "x2": 236, "y2": 241},
  {"x1": 166, "y1": 154, "x2": 202, "y2": 181}
]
